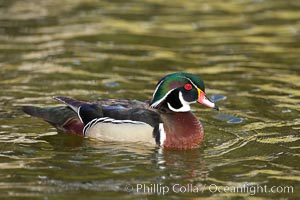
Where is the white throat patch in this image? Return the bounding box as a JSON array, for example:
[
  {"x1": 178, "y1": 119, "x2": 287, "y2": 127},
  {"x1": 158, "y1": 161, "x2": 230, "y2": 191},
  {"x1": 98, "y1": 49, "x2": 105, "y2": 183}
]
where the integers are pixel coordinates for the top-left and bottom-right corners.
[{"x1": 167, "y1": 91, "x2": 191, "y2": 112}]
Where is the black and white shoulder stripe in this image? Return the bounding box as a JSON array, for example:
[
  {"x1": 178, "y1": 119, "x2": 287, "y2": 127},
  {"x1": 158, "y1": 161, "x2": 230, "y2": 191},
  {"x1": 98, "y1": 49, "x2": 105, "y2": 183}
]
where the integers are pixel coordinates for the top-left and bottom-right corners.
[{"x1": 153, "y1": 123, "x2": 166, "y2": 147}]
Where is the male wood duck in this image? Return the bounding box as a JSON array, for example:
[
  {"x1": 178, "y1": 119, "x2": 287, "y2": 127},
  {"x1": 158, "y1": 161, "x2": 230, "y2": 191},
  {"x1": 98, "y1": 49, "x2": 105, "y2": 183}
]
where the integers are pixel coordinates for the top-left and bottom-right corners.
[{"x1": 23, "y1": 72, "x2": 218, "y2": 149}]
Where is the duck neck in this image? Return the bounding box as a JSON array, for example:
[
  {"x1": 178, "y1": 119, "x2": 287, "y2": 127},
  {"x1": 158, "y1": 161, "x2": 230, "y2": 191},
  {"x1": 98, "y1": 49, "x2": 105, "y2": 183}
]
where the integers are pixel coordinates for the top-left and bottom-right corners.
[{"x1": 159, "y1": 111, "x2": 204, "y2": 149}]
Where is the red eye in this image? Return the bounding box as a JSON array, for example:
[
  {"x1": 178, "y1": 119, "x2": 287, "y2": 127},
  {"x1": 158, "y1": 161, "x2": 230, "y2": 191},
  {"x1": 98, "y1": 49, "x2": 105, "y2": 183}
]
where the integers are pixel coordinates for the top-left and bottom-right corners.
[{"x1": 184, "y1": 83, "x2": 193, "y2": 91}]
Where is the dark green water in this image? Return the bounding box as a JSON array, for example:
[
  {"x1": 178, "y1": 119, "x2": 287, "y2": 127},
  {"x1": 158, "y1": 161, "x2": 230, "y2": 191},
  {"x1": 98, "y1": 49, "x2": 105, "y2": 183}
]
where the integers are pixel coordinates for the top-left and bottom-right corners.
[{"x1": 0, "y1": 0, "x2": 299, "y2": 199}]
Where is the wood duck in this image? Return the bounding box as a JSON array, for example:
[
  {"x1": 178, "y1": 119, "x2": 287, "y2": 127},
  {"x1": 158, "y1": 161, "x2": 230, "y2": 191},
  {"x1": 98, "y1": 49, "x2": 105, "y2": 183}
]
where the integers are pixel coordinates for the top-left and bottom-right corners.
[{"x1": 23, "y1": 72, "x2": 218, "y2": 149}]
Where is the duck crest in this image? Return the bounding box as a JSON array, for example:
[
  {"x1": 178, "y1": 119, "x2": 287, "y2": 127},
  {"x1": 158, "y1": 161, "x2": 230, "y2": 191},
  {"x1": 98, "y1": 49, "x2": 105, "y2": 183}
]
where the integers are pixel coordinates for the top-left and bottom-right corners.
[{"x1": 160, "y1": 112, "x2": 204, "y2": 149}]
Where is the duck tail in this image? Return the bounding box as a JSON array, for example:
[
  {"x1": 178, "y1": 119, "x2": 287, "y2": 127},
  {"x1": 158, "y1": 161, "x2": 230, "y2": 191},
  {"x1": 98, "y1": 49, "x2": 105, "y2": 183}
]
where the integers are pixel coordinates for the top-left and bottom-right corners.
[{"x1": 22, "y1": 106, "x2": 84, "y2": 136}]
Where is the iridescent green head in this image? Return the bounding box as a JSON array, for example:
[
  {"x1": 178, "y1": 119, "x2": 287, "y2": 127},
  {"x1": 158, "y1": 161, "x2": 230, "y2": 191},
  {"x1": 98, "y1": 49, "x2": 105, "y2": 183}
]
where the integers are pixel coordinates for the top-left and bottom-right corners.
[{"x1": 150, "y1": 72, "x2": 218, "y2": 112}]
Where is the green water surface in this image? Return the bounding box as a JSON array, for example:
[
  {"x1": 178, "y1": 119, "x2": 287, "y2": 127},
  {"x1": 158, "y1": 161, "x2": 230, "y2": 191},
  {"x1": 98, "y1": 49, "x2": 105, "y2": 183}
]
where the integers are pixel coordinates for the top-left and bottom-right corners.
[{"x1": 0, "y1": 0, "x2": 299, "y2": 199}]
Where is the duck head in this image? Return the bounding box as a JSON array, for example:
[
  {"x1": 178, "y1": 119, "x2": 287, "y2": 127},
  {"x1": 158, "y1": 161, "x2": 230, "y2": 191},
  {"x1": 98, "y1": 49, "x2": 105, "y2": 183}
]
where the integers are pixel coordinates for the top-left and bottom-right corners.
[{"x1": 150, "y1": 72, "x2": 219, "y2": 112}]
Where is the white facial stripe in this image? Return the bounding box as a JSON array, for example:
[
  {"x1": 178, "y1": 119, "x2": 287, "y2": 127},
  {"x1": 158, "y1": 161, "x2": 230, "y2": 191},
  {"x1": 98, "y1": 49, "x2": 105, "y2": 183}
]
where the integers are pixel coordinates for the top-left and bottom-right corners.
[
  {"x1": 151, "y1": 76, "x2": 201, "y2": 108},
  {"x1": 183, "y1": 77, "x2": 199, "y2": 90},
  {"x1": 151, "y1": 88, "x2": 176, "y2": 108},
  {"x1": 152, "y1": 79, "x2": 164, "y2": 100}
]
